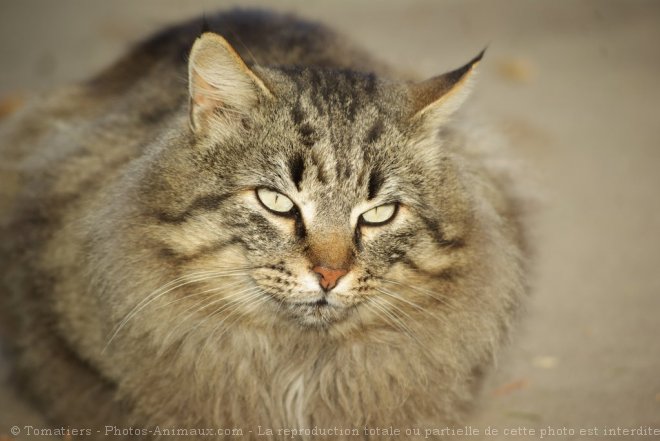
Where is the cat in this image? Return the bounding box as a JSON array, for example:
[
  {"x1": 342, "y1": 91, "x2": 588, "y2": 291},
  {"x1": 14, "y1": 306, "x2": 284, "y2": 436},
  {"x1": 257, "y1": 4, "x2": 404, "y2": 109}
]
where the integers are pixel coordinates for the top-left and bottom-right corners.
[{"x1": 0, "y1": 9, "x2": 531, "y2": 441}]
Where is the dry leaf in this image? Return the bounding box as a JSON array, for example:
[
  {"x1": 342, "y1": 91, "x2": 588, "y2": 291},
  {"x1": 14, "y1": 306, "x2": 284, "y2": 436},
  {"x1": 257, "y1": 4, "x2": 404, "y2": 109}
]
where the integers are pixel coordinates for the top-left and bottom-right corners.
[
  {"x1": 0, "y1": 93, "x2": 25, "y2": 118},
  {"x1": 492, "y1": 378, "x2": 529, "y2": 396}
]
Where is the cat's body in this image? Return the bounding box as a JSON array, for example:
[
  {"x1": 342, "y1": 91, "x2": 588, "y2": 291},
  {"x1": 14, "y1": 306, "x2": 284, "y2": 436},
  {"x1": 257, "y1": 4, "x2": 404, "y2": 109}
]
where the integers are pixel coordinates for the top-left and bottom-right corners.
[{"x1": 0, "y1": 10, "x2": 530, "y2": 440}]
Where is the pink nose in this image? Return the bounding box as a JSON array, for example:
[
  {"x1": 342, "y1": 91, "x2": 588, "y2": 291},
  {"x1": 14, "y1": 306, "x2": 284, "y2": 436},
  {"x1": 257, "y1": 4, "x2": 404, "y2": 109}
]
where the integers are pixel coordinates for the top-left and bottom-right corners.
[{"x1": 312, "y1": 266, "x2": 348, "y2": 291}]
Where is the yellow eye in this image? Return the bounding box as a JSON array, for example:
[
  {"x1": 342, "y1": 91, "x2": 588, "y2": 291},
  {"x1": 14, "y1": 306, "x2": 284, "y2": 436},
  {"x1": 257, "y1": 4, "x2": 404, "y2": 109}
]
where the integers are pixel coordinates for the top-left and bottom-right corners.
[
  {"x1": 256, "y1": 188, "x2": 295, "y2": 214},
  {"x1": 361, "y1": 203, "x2": 397, "y2": 225}
]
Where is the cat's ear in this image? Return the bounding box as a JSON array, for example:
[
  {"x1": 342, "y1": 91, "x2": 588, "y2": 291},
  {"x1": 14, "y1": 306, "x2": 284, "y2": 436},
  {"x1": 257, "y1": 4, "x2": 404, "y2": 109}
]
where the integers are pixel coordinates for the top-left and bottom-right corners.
[
  {"x1": 188, "y1": 32, "x2": 272, "y2": 132},
  {"x1": 409, "y1": 49, "x2": 484, "y2": 128}
]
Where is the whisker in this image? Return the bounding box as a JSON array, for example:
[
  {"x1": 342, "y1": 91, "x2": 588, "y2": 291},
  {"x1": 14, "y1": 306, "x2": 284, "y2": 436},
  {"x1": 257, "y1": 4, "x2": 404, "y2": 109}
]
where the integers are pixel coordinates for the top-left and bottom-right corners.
[
  {"x1": 103, "y1": 268, "x2": 254, "y2": 351},
  {"x1": 380, "y1": 278, "x2": 460, "y2": 312},
  {"x1": 376, "y1": 287, "x2": 449, "y2": 342},
  {"x1": 195, "y1": 290, "x2": 269, "y2": 363},
  {"x1": 361, "y1": 302, "x2": 388, "y2": 327},
  {"x1": 179, "y1": 286, "x2": 262, "y2": 335},
  {"x1": 105, "y1": 270, "x2": 222, "y2": 349},
  {"x1": 156, "y1": 281, "x2": 253, "y2": 343},
  {"x1": 365, "y1": 300, "x2": 416, "y2": 343},
  {"x1": 159, "y1": 287, "x2": 264, "y2": 355},
  {"x1": 152, "y1": 279, "x2": 247, "y2": 312},
  {"x1": 368, "y1": 298, "x2": 406, "y2": 333},
  {"x1": 373, "y1": 297, "x2": 417, "y2": 335},
  {"x1": 375, "y1": 287, "x2": 426, "y2": 312},
  {"x1": 369, "y1": 297, "x2": 429, "y2": 351},
  {"x1": 213, "y1": 293, "x2": 270, "y2": 342}
]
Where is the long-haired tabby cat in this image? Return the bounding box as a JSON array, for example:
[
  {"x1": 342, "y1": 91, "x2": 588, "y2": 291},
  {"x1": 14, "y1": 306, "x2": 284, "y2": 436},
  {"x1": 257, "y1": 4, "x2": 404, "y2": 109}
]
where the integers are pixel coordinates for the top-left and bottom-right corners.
[{"x1": 0, "y1": 9, "x2": 530, "y2": 440}]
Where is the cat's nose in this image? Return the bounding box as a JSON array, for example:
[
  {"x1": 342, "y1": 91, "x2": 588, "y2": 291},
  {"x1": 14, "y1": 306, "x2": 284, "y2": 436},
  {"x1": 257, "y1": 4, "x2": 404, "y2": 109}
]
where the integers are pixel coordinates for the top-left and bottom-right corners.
[{"x1": 312, "y1": 266, "x2": 348, "y2": 291}]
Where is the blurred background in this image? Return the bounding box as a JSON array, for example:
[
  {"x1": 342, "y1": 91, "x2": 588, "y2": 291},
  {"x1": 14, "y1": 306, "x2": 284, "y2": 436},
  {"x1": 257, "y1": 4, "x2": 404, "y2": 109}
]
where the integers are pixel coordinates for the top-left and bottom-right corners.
[{"x1": 1, "y1": 1, "x2": 659, "y2": 439}]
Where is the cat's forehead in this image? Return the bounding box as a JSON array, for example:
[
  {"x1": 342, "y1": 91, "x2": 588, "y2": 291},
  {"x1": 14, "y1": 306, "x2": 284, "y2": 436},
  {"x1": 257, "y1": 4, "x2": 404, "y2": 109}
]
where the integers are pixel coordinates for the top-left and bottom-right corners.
[
  {"x1": 271, "y1": 71, "x2": 407, "y2": 207},
  {"x1": 281, "y1": 68, "x2": 403, "y2": 126}
]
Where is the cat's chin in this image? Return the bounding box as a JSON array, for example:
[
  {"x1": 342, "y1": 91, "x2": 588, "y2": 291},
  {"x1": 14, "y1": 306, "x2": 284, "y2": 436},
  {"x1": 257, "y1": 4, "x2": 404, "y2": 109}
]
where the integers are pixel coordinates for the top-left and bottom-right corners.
[{"x1": 286, "y1": 299, "x2": 352, "y2": 328}]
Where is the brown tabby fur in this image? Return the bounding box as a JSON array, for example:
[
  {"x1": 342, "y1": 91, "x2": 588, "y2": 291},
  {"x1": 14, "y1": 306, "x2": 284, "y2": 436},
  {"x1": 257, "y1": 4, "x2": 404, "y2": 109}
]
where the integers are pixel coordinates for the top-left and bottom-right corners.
[{"x1": 0, "y1": 9, "x2": 531, "y2": 440}]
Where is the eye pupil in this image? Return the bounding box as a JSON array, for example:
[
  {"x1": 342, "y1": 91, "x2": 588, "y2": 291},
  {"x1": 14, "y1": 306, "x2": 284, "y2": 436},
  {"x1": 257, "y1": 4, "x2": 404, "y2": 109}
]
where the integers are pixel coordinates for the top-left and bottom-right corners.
[
  {"x1": 256, "y1": 188, "x2": 295, "y2": 215},
  {"x1": 361, "y1": 203, "x2": 397, "y2": 226}
]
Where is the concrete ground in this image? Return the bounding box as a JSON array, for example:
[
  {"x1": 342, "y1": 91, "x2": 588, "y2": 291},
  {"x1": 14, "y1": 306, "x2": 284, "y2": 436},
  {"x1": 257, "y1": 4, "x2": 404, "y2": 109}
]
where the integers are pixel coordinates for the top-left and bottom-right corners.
[{"x1": 1, "y1": 1, "x2": 659, "y2": 439}]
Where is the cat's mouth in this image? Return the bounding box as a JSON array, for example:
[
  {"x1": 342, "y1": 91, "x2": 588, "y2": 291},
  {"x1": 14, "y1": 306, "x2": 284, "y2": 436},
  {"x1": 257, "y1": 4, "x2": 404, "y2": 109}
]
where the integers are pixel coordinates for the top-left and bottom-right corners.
[
  {"x1": 285, "y1": 297, "x2": 350, "y2": 327},
  {"x1": 314, "y1": 298, "x2": 328, "y2": 306}
]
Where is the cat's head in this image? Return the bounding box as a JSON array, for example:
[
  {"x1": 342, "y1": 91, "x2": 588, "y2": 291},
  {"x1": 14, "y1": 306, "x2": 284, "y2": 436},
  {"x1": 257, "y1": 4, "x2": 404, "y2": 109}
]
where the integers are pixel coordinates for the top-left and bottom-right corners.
[{"x1": 140, "y1": 33, "x2": 483, "y2": 331}]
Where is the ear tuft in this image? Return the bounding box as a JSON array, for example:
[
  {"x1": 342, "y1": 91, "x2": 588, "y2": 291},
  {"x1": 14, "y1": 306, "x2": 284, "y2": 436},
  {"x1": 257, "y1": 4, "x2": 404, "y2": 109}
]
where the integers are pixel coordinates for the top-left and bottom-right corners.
[
  {"x1": 200, "y1": 14, "x2": 211, "y2": 34},
  {"x1": 188, "y1": 32, "x2": 272, "y2": 132},
  {"x1": 410, "y1": 48, "x2": 485, "y2": 125}
]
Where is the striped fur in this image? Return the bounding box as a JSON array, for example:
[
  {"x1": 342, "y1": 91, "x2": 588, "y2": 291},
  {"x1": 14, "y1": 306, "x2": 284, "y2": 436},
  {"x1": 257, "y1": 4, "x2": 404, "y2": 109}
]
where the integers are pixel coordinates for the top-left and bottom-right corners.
[{"x1": 0, "y1": 9, "x2": 532, "y2": 440}]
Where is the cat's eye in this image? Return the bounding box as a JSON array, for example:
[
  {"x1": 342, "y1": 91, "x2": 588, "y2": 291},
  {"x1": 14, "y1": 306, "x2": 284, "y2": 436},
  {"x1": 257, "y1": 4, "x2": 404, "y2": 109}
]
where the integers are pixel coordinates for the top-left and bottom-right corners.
[
  {"x1": 360, "y1": 203, "x2": 398, "y2": 226},
  {"x1": 256, "y1": 188, "x2": 295, "y2": 214}
]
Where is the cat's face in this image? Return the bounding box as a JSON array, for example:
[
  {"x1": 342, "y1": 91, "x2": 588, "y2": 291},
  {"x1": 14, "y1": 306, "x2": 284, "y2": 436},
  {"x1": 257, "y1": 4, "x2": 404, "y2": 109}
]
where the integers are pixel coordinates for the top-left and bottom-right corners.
[
  {"x1": 204, "y1": 72, "x2": 445, "y2": 327},
  {"x1": 139, "y1": 33, "x2": 479, "y2": 331}
]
